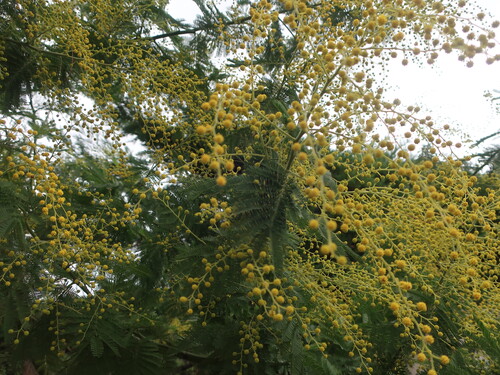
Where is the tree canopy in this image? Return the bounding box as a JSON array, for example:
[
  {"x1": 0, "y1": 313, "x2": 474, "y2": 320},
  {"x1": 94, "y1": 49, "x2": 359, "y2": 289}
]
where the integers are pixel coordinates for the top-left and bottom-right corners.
[{"x1": 1, "y1": 0, "x2": 499, "y2": 374}]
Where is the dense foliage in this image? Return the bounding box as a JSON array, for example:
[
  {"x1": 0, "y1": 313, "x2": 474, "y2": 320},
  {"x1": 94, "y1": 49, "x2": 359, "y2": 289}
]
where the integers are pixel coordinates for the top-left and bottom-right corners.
[{"x1": 1, "y1": 0, "x2": 499, "y2": 374}]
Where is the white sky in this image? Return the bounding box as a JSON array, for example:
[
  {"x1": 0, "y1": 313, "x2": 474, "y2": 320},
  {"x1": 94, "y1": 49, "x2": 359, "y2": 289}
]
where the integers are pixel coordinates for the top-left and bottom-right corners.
[
  {"x1": 168, "y1": 0, "x2": 500, "y2": 153},
  {"x1": 386, "y1": 0, "x2": 500, "y2": 150}
]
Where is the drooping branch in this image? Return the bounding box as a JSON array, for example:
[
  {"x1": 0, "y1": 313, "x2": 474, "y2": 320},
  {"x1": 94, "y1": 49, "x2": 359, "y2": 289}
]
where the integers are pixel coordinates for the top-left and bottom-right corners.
[{"x1": 1, "y1": 37, "x2": 84, "y2": 60}]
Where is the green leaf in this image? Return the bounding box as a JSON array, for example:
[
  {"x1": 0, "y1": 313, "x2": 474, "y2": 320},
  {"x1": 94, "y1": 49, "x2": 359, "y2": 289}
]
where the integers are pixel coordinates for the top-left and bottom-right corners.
[
  {"x1": 90, "y1": 336, "x2": 104, "y2": 358},
  {"x1": 321, "y1": 356, "x2": 342, "y2": 375}
]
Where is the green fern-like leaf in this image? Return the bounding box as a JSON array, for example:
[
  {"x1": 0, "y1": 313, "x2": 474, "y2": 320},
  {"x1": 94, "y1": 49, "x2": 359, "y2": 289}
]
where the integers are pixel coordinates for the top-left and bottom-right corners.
[{"x1": 90, "y1": 335, "x2": 104, "y2": 358}]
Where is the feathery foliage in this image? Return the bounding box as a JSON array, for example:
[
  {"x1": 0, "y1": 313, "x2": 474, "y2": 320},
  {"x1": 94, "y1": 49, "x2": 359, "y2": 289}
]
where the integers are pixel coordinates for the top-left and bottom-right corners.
[{"x1": 1, "y1": 0, "x2": 499, "y2": 374}]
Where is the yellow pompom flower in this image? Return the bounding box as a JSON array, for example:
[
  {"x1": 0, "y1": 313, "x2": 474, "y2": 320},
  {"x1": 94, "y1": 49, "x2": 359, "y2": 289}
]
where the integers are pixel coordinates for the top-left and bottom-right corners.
[
  {"x1": 309, "y1": 219, "x2": 320, "y2": 229},
  {"x1": 416, "y1": 302, "x2": 427, "y2": 312},
  {"x1": 216, "y1": 176, "x2": 227, "y2": 186},
  {"x1": 440, "y1": 355, "x2": 450, "y2": 365}
]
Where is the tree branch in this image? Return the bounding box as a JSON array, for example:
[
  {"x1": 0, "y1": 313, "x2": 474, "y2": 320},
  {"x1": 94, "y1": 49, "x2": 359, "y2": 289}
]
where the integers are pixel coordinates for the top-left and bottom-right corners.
[
  {"x1": 147, "y1": 16, "x2": 252, "y2": 41},
  {"x1": 472, "y1": 130, "x2": 500, "y2": 147},
  {"x1": 471, "y1": 148, "x2": 500, "y2": 175}
]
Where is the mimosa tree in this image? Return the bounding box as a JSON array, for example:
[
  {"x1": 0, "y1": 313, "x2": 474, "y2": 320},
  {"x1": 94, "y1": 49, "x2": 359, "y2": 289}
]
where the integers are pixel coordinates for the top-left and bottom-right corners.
[{"x1": 0, "y1": 0, "x2": 499, "y2": 374}]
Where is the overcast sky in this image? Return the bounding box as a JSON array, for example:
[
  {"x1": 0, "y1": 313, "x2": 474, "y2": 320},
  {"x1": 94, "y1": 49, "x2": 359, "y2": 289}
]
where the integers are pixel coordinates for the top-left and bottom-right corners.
[
  {"x1": 168, "y1": 0, "x2": 500, "y2": 151},
  {"x1": 386, "y1": 0, "x2": 500, "y2": 149}
]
